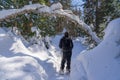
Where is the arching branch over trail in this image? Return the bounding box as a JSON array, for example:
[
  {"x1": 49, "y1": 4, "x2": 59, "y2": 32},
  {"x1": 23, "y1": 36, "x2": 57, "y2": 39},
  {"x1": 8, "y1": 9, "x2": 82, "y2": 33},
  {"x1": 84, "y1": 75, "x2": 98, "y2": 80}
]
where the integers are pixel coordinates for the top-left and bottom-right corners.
[{"x1": 0, "y1": 2, "x2": 101, "y2": 44}]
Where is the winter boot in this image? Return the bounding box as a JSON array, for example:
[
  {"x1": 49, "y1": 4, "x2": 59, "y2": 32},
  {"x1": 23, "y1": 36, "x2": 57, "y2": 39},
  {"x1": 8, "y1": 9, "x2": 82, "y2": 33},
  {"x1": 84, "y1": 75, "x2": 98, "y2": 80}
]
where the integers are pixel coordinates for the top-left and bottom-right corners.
[
  {"x1": 66, "y1": 69, "x2": 70, "y2": 74},
  {"x1": 59, "y1": 69, "x2": 64, "y2": 75}
]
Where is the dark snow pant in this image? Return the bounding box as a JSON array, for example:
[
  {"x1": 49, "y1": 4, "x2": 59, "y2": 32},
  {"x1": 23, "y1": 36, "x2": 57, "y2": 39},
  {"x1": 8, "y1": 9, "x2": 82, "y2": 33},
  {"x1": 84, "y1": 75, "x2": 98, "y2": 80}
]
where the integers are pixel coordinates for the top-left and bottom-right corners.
[{"x1": 60, "y1": 51, "x2": 72, "y2": 71}]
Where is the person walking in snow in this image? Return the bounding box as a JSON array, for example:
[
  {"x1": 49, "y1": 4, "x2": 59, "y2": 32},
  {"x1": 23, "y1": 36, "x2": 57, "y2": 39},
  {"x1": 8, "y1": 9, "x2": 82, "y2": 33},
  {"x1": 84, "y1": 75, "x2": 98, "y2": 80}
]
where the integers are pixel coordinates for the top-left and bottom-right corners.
[{"x1": 59, "y1": 31, "x2": 73, "y2": 74}]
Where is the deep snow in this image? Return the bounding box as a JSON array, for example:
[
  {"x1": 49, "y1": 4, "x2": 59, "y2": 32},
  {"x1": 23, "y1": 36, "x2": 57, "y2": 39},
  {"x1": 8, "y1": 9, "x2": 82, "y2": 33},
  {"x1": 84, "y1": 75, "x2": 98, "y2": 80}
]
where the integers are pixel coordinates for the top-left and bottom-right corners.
[
  {"x1": 0, "y1": 2, "x2": 120, "y2": 80},
  {"x1": 71, "y1": 18, "x2": 120, "y2": 80},
  {"x1": 0, "y1": 27, "x2": 86, "y2": 80},
  {"x1": 1, "y1": 18, "x2": 120, "y2": 80}
]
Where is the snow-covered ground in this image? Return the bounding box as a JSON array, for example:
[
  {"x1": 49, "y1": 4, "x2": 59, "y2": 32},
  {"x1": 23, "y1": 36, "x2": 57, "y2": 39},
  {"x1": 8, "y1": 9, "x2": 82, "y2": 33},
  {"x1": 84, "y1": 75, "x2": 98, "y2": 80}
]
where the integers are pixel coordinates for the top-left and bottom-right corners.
[
  {"x1": 0, "y1": 27, "x2": 86, "y2": 80},
  {"x1": 0, "y1": 2, "x2": 120, "y2": 80},
  {"x1": 1, "y1": 18, "x2": 120, "y2": 80},
  {"x1": 71, "y1": 18, "x2": 120, "y2": 80}
]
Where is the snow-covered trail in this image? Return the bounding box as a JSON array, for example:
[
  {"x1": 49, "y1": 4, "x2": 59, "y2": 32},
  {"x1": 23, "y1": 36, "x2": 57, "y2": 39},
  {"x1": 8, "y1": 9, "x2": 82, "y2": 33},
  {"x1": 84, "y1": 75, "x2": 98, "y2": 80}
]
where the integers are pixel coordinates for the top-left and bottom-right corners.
[
  {"x1": 72, "y1": 40, "x2": 86, "y2": 59},
  {"x1": 51, "y1": 35, "x2": 86, "y2": 80},
  {"x1": 0, "y1": 28, "x2": 86, "y2": 80},
  {"x1": 27, "y1": 35, "x2": 86, "y2": 80}
]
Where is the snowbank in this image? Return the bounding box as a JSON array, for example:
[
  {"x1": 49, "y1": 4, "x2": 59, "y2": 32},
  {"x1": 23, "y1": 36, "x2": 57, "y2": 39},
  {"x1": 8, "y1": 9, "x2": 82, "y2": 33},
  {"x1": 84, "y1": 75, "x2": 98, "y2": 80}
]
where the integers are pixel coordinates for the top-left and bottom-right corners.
[
  {"x1": 71, "y1": 18, "x2": 120, "y2": 80},
  {"x1": 0, "y1": 56, "x2": 47, "y2": 80},
  {"x1": 0, "y1": 28, "x2": 48, "y2": 80}
]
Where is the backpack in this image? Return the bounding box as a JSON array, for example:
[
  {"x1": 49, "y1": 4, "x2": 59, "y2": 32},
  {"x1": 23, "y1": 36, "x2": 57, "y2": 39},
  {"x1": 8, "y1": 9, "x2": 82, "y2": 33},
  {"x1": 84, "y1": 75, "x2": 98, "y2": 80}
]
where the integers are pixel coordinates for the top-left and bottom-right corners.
[{"x1": 62, "y1": 37, "x2": 72, "y2": 50}]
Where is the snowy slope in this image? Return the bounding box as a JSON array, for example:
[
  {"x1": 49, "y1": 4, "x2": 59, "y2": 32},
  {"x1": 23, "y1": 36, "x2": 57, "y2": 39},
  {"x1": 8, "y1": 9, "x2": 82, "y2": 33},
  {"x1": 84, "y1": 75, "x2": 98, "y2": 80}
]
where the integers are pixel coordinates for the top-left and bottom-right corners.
[
  {"x1": 71, "y1": 18, "x2": 120, "y2": 80},
  {"x1": 0, "y1": 28, "x2": 48, "y2": 80}
]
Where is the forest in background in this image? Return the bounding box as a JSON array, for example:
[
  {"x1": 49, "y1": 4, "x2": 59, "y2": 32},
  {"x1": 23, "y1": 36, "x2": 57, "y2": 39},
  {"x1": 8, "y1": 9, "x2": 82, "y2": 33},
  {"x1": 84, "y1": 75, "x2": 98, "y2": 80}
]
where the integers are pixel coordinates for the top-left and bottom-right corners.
[{"x1": 0, "y1": 0, "x2": 120, "y2": 47}]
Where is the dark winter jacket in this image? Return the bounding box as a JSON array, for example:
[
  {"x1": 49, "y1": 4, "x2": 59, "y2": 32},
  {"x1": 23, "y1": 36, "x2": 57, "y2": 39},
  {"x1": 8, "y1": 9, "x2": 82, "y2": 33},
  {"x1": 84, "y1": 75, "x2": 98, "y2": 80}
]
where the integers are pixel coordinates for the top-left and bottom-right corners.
[{"x1": 59, "y1": 36, "x2": 73, "y2": 52}]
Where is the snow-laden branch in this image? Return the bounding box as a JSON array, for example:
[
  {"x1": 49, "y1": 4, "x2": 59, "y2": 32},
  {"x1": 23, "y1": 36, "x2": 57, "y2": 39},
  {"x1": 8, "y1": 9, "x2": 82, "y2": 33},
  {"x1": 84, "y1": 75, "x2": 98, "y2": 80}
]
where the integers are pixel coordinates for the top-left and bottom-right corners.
[
  {"x1": 0, "y1": 2, "x2": 101, "y2": 44},
  {"x1": 0, "y1": 4, "x2": 45, "y2": 21}
]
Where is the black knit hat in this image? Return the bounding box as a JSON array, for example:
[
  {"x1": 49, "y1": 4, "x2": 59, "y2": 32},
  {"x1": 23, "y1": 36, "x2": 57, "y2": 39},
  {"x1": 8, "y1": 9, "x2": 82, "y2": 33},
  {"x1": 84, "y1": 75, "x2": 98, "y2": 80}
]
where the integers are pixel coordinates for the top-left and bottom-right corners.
[{"x1": 64, "y1": 32, "x2": 69, "y2": 37}]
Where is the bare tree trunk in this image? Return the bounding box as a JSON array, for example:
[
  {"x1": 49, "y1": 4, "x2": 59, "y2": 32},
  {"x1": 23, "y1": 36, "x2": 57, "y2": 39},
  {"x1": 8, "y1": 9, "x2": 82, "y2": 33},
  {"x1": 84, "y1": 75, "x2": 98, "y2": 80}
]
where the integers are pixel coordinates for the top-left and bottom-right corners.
[{"x1": 95, "y1": 0, "x2": 99, "y2": 34}]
